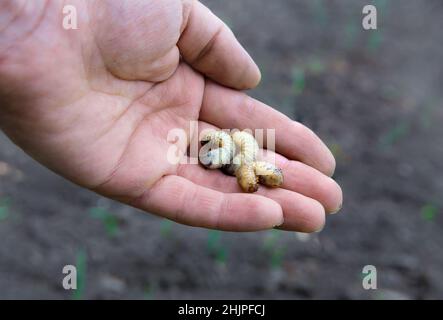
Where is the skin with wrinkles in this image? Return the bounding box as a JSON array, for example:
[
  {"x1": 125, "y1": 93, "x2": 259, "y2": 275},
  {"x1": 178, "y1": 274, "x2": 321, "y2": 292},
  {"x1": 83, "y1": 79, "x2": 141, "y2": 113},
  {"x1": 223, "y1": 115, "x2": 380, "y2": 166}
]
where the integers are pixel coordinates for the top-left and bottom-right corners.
[{"x1": 0, "y1": 0, "x2": 342, "y2": 232}]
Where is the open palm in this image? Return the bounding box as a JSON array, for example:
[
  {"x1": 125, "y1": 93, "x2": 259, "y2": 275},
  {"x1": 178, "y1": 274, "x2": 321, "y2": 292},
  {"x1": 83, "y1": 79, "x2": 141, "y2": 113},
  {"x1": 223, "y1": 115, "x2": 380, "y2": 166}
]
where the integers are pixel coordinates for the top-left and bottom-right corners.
[{"x1": 0, "y1": 0, "x2": 342, "y2": 232}]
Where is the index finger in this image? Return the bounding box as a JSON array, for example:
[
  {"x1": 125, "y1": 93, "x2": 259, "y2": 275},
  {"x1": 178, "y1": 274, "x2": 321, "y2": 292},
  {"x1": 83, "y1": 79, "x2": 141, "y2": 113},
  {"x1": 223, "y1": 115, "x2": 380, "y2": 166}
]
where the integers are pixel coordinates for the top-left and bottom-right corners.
[
  {"x1": 200, "y1": 81, "x2": 336, "y2": 176},
  {"x1": 178, "y1": 0, "x2": 261, "y2": 90}
]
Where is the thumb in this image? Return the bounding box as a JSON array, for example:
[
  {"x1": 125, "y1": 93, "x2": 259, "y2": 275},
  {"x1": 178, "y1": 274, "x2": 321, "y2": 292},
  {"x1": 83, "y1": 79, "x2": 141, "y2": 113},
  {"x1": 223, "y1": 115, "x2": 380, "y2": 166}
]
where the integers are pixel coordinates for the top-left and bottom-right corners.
[{"x1": 178, "y1": 0, "x2": 261, "y2": 90}]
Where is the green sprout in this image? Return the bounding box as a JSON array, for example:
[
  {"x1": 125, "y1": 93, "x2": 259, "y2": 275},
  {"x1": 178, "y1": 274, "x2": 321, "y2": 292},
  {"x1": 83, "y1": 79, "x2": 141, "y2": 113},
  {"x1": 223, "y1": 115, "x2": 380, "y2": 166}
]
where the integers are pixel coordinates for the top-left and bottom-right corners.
[
  {"x1": 263, "y1": 229, "x2": 281, "y2": 251},
  {"x1": 72, "y1": 249, "x2": 87, "y2": 300},
  {"x1": 215, "y1": 247, "x2": 228, "y2": 265},
  {"x1": 421, "y1": 204, "x2": 439, "y2": 221},
  {"x1": 382, "y1": 86, "x2": 401, "y2": 101},
  {"x1": 420, "y1": 99, "x2": 440, "y2": 130},
  {"x1": 378, "y1": 121, "x2": 410, "y2": 149},
  {"x1": 366, "y1": 0, "x2": 389, "y2": 53},
  {"x1": 375, "y1": 0, "x2": 390, "y2": 14},
  {"x1": 310, "y1": 0, "x2": 328, "y2": 26},
  {"x1": 0, "y1": 197, "x2": 11, "y2": 221},
  {"x1": 207, "y1": 230, "x2": 228, "y2": 266},
  {"x1": 270, "y1": 247, "x2": 285, "y2": 270},
  {"x1": 207, "y1": 230, "x2": 221, "y2": 251},
  {"x1": 367, "y1": 32, "x2": 383, "y2": 53},
  {"x1": 89, "y1": 206, "x2": 119, "y2": 237},
  {"x1": 160, "y1": 219, "x2": 174, "y2": 238},
  {"x1": 292, "y1": 67, "x2": 306, "y2": 96},
  {"x1": 421, "y1": 105, "x2": 433, "y2": 129},
  {"x1": 344, "y1": 19, "x2": 359, "y2": 49},
  {"x1": 263, "y1": 230, "x2": 285, "y2": 270},
  {"x1": 374, "y1": 291, "x2": 386, "y2": 300},
  {"x1": 143, "y1": 284, "x2": 156, "y2": 300},
  {"x1": 306, "y1": 58, "x2": 326, "y2": 75}
]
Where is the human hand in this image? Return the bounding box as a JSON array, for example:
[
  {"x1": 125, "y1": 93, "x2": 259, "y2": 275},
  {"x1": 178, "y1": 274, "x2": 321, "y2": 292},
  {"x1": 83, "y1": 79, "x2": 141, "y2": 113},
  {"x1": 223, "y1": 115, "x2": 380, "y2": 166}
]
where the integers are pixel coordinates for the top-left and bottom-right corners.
[{"x1": 0, "y1": 0, "x2": 342, "y2": 232}]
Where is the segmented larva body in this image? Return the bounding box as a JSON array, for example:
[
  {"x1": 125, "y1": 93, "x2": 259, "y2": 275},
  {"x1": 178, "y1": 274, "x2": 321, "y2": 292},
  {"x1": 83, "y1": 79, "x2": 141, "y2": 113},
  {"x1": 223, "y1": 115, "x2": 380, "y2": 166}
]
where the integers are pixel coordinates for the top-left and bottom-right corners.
[
  {"x1": 236, "y1": 161, "x2": 284, "y2": 193},
  {"x1": 253, "y1": 161, "x2": 284, "y2": 188},
  {"x1": 236, "y1": 164, "x2": 259, "y2": 193},
  {"x1": 199, "y1": 130, "x2": 235, "y2": 169},
  {"x1": 223, "y1": 131, "x2": 259, "y2": 176},
  {"x1": 199, "y1": 130, "x2": 284, "y2": 193}
]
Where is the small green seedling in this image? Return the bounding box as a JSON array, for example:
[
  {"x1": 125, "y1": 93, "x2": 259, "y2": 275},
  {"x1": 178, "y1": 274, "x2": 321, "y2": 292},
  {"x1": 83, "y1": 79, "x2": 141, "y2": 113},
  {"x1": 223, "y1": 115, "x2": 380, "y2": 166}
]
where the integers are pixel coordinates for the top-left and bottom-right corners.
[
  {"x1": 344, "y1": 19, "x2": 359, "y2": 49},
  {"x1": 420, "y1": 100, "x2": 440, "y2": 130},
  {"x1": 292, "y1": 67, "x2": 306, "y2": 96},
  {"x1": 263, "y1": 229, "x2": 280, "y2": 251},
  {"x1": 375, "y1": 0, "x2": 389, "y2": 13},
  {"x1": 0, "y1": 197, "x2": 11, "y2": 221},
  {"x1": 207, "y1": 230, "x2": 229, "y2": 266},
  {"x1": 367, "y1": 32, "x2": 383, "y2": 53},
  {"x1": 310, "y1": 0, "x2": 328, "y2": 26},
  {"x1": 215, "y1": 247, "x2": 228, "y2": 265},
  {"x1": 270, "y1": 247, "x2": 285, "y2": 270},
  {"x1": 378, "y1": 121, "x2": 410, "y2": 149},
  {"x1": 160, "y1": 219, "x2": 174, "y2": 238},
  {"x1": 374, "y1": 291, "x2": 386, "y2": 300},
  {"x1": 89, "y1": 206, "x2": 120, "y2": 237},
  {"x1": 421, "y1": 204, "x2": 439, "y2": 221},
  {"x1": 143, "y1": 284, "x2": 156, "y2": 300},
  {"x1": 72, "y1": 249, "x2": 87, "y2": 300},
  {"x1": 306, "y1": 58, "x2": 326, "y2": 75},
  {"x1": 263, "y1": 230, "x2": 285, "y2": 270},
  {"x1": 207, "y1": 230, "x2": 221, "y2": 252},
  {"x1": 366, "y1": 0, "x2": 388, "y2": 53}
]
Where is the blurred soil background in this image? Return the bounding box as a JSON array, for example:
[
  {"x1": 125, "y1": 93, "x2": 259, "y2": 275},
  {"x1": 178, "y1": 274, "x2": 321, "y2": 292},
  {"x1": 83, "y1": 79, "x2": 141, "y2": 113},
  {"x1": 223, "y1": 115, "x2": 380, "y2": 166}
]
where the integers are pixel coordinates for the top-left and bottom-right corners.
[{"x1": 0, "y1": 0, "x2": 442, "y2": 299}]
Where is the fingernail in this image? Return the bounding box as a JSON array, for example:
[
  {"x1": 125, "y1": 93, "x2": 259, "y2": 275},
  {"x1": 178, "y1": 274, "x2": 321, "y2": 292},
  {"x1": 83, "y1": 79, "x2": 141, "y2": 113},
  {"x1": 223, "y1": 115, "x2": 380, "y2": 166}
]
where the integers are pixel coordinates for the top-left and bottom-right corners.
[
  {"x1": 328, "y1": 166, "x2": 336, "y2": 178},
  {"x1": 274, "y1": 215, "x2": 285, "y2": 228},
  {"x1": 330, "y1": 203, "x2": 343, "y2": 215}
]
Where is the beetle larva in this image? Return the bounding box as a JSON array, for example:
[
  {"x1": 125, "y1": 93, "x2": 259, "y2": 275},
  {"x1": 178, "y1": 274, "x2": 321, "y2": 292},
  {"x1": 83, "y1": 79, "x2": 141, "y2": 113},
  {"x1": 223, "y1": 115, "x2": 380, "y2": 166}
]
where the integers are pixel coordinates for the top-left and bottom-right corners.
[
  {"x1": 254, "y1": 161, "x2": 284, "y2": 188},
  {"x1": 199, "y1": 130, "x2": 235, "y2": 169},
  {"x1": 235, "y1": 161, "x2": 283, "y2": 193},
  {"x1": 223, "y1": 131, "x2": 259, "y2": 176},
  {"x1": 199, "y1": 130, "x2": 284, "y2": 193},
  {"x1": 236, "y1": 164, "x2": 259, "y2": 193}
]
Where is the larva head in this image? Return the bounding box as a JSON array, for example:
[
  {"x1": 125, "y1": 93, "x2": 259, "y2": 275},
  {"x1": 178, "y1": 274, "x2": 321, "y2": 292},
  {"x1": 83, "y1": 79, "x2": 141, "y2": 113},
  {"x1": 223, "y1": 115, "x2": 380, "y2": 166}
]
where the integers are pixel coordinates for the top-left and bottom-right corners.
[
  {"x1": 200, "y1": 131, "x2": 216, "y2": 146},
  {"x1": 199, "y1": 148, "x2": 231, "y2": 169},
  {"x1": 254, "y1": 161, "x2": 284, "y2": 188}
]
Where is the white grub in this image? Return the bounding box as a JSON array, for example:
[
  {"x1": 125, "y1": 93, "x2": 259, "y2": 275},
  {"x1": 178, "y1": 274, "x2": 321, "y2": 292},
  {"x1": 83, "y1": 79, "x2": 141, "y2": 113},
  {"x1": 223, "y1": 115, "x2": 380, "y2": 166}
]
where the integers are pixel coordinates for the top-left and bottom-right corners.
[{"x1": 199, "y1": 130, "x2": 283, "y2": 193}]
